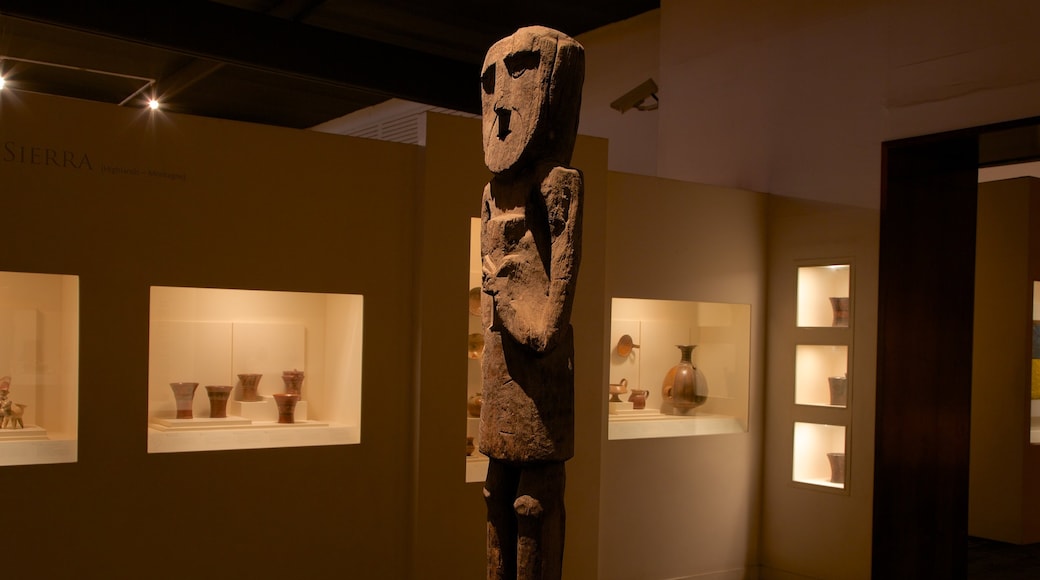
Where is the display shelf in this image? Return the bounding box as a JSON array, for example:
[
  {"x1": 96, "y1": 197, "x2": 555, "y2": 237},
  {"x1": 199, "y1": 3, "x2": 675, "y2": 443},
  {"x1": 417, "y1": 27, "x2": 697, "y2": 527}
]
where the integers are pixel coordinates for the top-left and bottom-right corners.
[
  {"x1": 793, "y1": 422, "x2": 847, "y2": 489},
  {"x1": 797, "y1": 264, "x2": 851, "y2": 328},
  {"x1": 147, "y1": 286, "x2": 363, "y2": 453},
  {"x1": 465, "y1": 218, "x2": 487, "y2": 481},
  {"x1": 795, "y1": 345, "x2": 849, "y2": 407},
  {"x1": 0, "y1": 271, "x2": 79, "y2": 466},
  {"x1": 607, "y1": 297, "x2": 751, "y2": 440}
]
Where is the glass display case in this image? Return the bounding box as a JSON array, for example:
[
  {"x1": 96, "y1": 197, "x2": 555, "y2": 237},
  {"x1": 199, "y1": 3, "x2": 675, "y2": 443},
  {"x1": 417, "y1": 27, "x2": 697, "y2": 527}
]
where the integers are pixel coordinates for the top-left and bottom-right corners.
[
  {"x1": 147, "y1": 285, "x2": 363, "y2": 453},
  {"x1": 792, "y1": 262, "x2": 852, "y2": 490},
  {"x1": 466, "y1": 218, "x2": 489, "y2": 482},
  {"x1": 0, "y1": 271, "x2": 78, "y2": 466},
  {"x1": 607, "y1": 297, "x2": 751, "y2": 440}
]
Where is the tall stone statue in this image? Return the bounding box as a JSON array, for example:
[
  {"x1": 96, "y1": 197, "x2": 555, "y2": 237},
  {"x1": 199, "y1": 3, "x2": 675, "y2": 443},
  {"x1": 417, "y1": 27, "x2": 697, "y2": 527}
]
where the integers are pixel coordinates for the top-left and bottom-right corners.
[{"x1": 478, "y1": 26, "x2": 584, "y2": 580}]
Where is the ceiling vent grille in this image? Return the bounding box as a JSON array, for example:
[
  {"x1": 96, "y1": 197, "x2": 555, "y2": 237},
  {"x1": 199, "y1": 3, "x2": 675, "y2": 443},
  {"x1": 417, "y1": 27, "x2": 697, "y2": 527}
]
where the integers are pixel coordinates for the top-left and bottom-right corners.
[{"x1": 311, "y1": 98, "x2": 476, "y2": 146}]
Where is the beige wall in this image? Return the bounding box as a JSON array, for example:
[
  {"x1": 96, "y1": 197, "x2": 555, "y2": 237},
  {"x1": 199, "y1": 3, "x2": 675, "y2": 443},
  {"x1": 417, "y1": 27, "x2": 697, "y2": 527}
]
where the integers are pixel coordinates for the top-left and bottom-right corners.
[
  {"x1": 600, "y1": 173, "x2": 767, "y2": 579},
  {"x1": 2, "y1": 91, "x2": 420, "y2": 577},
  {"x1": 579, "y1": 0, "x2": 1040, "y2": 209}
]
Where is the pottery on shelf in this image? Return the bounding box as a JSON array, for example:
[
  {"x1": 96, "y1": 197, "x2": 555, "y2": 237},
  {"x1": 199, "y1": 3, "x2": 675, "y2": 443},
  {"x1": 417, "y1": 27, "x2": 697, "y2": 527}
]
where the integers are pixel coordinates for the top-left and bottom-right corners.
[
  {"x1": 467, "y1": 392, "x2": 483, "y2": 418},
  {"x1": 281, "y1": 369, "x2": 305, "y2": 396},
  {"x1": 829, "y1": 297, "x2": 850, "y2": 327},
  {"x1": 608, "y1": 378, "x2": 629, "y2": 403},
  {"x1": 170, "y1": 382, "x2": 199, "y2": 419},
  {"x1": 205, "y1": 385, "x2": 233, "y2": 418},
  {"x1": 662, "y1": 345, "x2": 708, "y2": 414},
  {"x1": 628, "y1": 388, "x2": 649, "y2": 410},
  {"x1": 615, "y1": 334, "x2": 640, "y2": 358},
  {"x1": 468, "y1": 333, "x2": 485, "y2": 359},
  {"x1": 273, "y1": 393, "x2": 300, "y2": 424},
  {"x1": 466, "y1": 436, "x2": 476, "y2": 456},
  {"x1": 237, "y1": 373, "x2": 263, "y2": 402},
  {"x1": 468, "y1": 287, "x2": 482, "y2": 316},
  {"x1": 828, "y1": 374, "x2": 849, "y2": 407},
  {"x1": 827, "y1": 452, "x2": 846, "y2": 484}
]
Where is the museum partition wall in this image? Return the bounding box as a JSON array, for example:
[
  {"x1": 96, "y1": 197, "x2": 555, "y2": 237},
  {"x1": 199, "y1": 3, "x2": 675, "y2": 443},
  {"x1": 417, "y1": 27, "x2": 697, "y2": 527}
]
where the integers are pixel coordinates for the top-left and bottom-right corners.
[
  {"x1": 2, "y1": 91, "x2": 883, "y2": 578},
  {"x1": 1, "y1": 91, "x2": 419, "y2": 577}
]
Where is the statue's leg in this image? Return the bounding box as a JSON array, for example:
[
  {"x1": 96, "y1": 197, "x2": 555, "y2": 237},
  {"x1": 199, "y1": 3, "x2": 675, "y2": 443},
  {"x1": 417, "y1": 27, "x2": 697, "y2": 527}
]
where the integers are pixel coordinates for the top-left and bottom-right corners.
[
  {"x1": 515, "y1": 462, "x2": 565, "y2": 580},
  {"x1": 485, "y1": 458, "x2": 521, "y2": 580}
]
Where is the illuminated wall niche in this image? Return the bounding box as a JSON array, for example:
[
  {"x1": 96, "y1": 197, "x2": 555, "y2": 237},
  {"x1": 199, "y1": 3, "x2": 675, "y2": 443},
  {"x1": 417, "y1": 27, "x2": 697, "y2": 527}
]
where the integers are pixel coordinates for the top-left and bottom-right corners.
[
  {"x1": 608, "y1": 297, "x2": 751, "y2": 440},
  {"x1": 0, "y1": 271, "x2": 79, "y2": 465},
  {"x1": 147, "y1": 286, "x2": 363, "y2": 453}
]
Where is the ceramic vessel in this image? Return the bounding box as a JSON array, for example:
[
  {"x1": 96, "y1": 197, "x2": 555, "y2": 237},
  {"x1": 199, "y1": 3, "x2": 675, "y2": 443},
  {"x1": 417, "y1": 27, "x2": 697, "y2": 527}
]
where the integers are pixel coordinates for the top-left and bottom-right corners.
[
  {"x1": 273, "y1": 393, "x2": 300, "y2": 424},
  {"x1": 282, "y1": 370, "x2": 305, "y2": 396},
  {"x1": 466, "y1": 436, "x2": 476, "y2": 456},
  {"x1": 170, "y1": 382, "x2": 199, "y2": 419},
  {"x1": 828, "y1": 374, "x2": 848, "y2": 406},
  {"x1": 237, "y1": 373, "x2": 263, "y2": 402},
  {"x1": 663, "y1": 345, "x2": 708, "y2": 414},
  {"x1": 608, "y1": 378, "x2": 629, "y2": 403},
  {"x1": 627, "y1": 388, "x2": 649, "y2": 410},
  {"x1": 467, "y1": 392, "x2": 483, "y2": 418},
  {"x1": 827, "y1": 452, "x2": 846, "y2": 484},
  {"x1": 468, "y1": 333, "x2": 485, "y2": 359},
  {"x1": 205, "y1": 385, "x2": 233, "y2": 418},
  {"x1": 829, "y1": 297, "x2": 850, "y2": 327},
  {"x1": 615, "y1": 334, "x2": 640, "y2": 357}
]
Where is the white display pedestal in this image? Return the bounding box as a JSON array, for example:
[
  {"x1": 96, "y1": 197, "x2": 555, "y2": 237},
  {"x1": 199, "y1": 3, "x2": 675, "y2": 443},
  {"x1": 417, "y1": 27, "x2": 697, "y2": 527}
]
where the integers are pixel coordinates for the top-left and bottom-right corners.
[
  {"x1": 607, "y1": 413, "x2": 744, "y2": 440},
  {"x1": 0, "y1": 426, "x2": 48, "y2": 440},
  {"x1": 153, "y1": 416, "x2": 252, "y2": 430}
]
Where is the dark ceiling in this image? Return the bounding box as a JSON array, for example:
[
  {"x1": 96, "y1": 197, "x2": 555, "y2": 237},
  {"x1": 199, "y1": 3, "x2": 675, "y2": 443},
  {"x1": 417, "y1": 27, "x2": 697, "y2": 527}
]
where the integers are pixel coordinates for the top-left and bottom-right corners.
[{"x1": 0, "y1": 0, "x2": 658, "y2": 129}]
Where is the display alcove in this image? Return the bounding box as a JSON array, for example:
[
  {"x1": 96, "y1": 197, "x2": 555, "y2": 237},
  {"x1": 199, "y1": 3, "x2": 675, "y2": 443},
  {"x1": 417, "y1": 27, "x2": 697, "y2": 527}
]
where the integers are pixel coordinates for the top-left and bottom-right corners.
[
  {"x1": 465, "y1": 218, "x2": 488, "y2": 482},
  {"x1": 792, "y1": 262, "x2": 852, "y2": 490},
  {"x1": 607, "y1": 297, "x2": 751, "y2": 440},
  {"x1": 0, "y1": 271, "x2": 79, "y2": 466},
  {"x1": 147, "y1": 286, "x2": 362, "y2": 453},
  {"x1": 1032, "y1": 281, "x2": 1040, "y2": 444}
]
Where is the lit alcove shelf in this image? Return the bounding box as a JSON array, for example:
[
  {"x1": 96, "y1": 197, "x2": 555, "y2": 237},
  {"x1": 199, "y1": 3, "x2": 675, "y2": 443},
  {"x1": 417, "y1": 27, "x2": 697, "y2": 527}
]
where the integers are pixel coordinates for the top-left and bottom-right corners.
[
  {"x1": 607, "y1": 297, "x2": 751, "y2": 440},
  {"x1": 793, "y1": 421, "x2": 847, "y2": 490},
  {"x1": 147, "y1": 286, "x2": 363, "y2": 454},
  {"x1": 0, "y1": 271, "x2": 79, "y2": 466}
]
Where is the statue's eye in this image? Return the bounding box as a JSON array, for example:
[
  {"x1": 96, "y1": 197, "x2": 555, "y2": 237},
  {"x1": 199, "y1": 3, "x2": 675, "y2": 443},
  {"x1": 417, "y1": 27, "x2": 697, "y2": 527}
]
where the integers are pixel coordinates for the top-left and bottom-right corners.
[
  {"x1": 504, "y1": 50, "x2": 539, "y2": 79},
  {"x1": 481, "y1": 64, "x2": 495, "y2": 94}
]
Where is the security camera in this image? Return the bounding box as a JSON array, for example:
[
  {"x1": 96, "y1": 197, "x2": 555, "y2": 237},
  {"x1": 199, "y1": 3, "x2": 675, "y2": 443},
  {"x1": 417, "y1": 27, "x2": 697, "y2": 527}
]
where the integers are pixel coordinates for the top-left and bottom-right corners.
[{"x1": 610, "y1": 78, "x2": 659, "y2": 113}]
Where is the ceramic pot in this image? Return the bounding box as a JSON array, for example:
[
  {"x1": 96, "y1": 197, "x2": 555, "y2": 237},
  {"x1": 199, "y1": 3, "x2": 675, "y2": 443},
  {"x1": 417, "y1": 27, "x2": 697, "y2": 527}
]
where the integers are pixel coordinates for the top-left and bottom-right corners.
[
  {"x1": 608, "y1": 378, "x2": 629, "y2": 403},
  {"x1": 628, "y1": 388, "x2": 649, "y2": 410},
  {"x1": 466, "y1": 436, "x2": 475, "y2": 456},
  {"x1": 828, "y1": 375, "x2": 848, "y2": 407},
  {"x1": 468, "y1": 333, "x2": 485, "y2": 359},
  {"x1": 829, "y1": 297, "x2": 850, "y2": 327},
  {"x1": 827, "y1": 452, "x2": 846, "y2": 484},
  {"x1": 206, "y1": 385, "x2": 233, "y2": 418},
  {"x1": 282, "y1": 370, "x2": 305, "y2": 396},
  {"x1": 467, "y1": 392, "x2": 483, "y2": 418},
  {"x1": 663, "y1": 345, "x2": 708, "y2": 414},
  {"x1": 615, "y1": 334, "x2": 640, "y2": 357},
  {"x1": 273, "y1": 393, "x2": 300, "y2": 424},
  {"x1": 170, "y1": 382, "x2": 199, "y2": 419},
  {"x1": 237, "y1": 373, "x2": 263, "y2": 402}
]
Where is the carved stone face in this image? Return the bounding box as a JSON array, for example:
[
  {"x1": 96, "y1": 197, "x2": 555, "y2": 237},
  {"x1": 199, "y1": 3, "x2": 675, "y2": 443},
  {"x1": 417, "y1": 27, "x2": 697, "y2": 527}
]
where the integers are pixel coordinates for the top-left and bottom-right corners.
[{"x1": 481, "y1": 26, "x2": 584, "y2": 175}]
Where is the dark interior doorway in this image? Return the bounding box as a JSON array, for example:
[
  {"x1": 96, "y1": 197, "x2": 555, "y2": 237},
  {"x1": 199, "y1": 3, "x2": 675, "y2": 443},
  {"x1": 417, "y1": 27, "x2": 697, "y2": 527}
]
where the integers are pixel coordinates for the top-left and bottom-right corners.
[{"x1": 874, "y1": 118, "x2": 1040, "y2": 578}]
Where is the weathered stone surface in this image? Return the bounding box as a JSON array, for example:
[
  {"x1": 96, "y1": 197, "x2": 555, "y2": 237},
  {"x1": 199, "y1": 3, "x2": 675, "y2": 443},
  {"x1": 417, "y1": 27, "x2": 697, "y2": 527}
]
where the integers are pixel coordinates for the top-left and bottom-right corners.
[{"x1": 478, "y1": 25, "x2": 584, "y2": 580}]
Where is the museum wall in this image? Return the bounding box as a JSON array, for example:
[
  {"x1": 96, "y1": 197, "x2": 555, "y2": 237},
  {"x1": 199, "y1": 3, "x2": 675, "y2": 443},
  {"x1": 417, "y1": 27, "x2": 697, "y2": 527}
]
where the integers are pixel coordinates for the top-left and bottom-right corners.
[
  {"x1": 0, "y1": 91, "x2": 420, "y2": 577},
  {"x1": 761, "y1": 196, "x2": 879, "y2": 579},
  {"x1": 578, "y1": 0, "x2": 1040, "y2": 210},
  {"x1": 599, "y1": 172, "x2": 767, "y2": 579}
]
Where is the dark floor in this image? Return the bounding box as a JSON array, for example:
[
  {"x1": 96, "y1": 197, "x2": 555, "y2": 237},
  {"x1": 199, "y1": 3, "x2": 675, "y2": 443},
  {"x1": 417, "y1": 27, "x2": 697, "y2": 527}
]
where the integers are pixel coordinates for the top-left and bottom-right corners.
[{"x1": 968, "y1": 536, "x2": 1040, "y2": 579}]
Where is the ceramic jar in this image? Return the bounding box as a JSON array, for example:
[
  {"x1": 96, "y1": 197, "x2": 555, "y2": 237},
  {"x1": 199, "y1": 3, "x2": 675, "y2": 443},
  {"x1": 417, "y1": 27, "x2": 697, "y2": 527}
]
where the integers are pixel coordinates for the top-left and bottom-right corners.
[
  {"x1": 628, "y1": 389, "x2": 649, "y2": 410},
  {"x1": 829, "y1": 297, "x2": 850, "y2": 327},
  {"x1": 282, "y1": 370, "x2": 305, "y2": 396},
  {"x1": 273, "y1": 393, "x2": 300, "y2": 424},
  {"x1": 206, "y1": 385, "x2": 233, "y2": 418},
  {"x1": 827, "y1": 452, "x2": 846, "y2": 484},
  {"x1": 467, "y1": 393, "x2": 483, "y2": 418},
  {"x1": 170, "y1": 382, "x2": 199, "y2": 419},
  {"x1": 663, "y1": 345, "x2": 708, "y2": 414},
  {"x1": 828, "y1": 374, "x2": 848, "y2": 407},
  {"x1": 237, "y1": 373, "x2": 263, "y2": 402}
]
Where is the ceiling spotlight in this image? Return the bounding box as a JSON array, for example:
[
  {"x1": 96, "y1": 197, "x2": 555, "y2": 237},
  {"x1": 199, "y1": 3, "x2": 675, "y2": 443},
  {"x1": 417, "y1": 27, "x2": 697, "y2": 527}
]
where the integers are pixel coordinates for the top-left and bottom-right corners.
[
  {"x1": 0, "y1": 77, "x2": 6, "y2": 91},
  {"x1": 148, "y1": 98, "x2": 160, "y2": 111}
]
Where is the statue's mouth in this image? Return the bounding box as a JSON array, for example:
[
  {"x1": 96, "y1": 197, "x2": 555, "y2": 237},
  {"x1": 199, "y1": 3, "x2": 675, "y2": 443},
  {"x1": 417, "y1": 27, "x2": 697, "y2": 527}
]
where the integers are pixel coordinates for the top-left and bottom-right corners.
[{"x1": 496, "y1": 109, "x2": 511, "y2": 140}]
